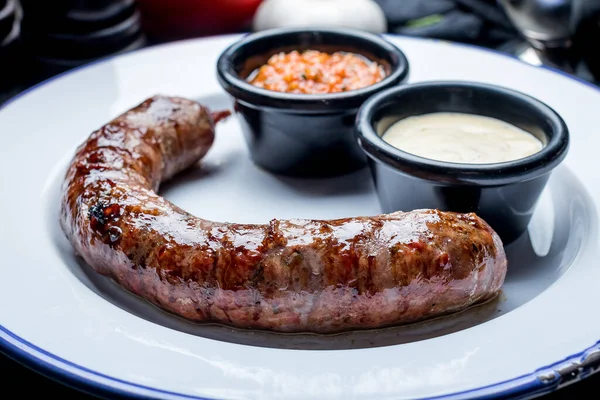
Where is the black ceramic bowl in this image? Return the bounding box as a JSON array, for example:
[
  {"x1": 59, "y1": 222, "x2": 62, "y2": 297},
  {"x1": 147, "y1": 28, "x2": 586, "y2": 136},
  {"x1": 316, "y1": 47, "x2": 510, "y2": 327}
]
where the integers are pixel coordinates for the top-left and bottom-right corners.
[
  {"x1": 21, "y1": 6, "x2": 142, "y2": 60},
  {"x1": 356, "y1": 81, "x2": 569, "y2": 244},
  {"x1": 216, "y1": 27, "x2": 410, "y2": 178}
]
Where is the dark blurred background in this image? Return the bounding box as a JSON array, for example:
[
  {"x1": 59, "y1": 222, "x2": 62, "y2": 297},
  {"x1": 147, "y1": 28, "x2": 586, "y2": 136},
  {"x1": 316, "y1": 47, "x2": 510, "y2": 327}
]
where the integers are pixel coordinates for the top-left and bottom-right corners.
[
  {"x1": 1, "y1": 0, "x2": 600, "y2": 399},
  {"x1": 2, "y1": 0, "x2": 600, "y2": 106}
]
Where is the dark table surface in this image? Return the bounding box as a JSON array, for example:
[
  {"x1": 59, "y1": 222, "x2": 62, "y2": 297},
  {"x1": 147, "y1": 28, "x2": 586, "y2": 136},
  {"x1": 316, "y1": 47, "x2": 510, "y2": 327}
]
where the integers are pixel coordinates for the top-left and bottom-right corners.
[{"x1": 0, "y1": 28, "x2": 598, "y2": 400}]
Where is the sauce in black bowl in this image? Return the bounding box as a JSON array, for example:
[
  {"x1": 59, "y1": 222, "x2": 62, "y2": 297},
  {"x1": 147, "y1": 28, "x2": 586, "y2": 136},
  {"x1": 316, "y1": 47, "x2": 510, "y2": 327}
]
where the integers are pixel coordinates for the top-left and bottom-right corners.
[
  {"x1": 356, "y1": 81, "x2": 570, "y2": 244},
  {"x1": 216, "y1": 27, "x2": 410, "y2": 178}
]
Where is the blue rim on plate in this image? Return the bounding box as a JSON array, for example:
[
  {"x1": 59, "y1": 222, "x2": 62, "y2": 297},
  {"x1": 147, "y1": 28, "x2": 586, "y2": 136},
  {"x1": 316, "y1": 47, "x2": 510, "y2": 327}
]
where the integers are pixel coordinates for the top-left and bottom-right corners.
[{"x1": 1, "y1": 34, "x2": 600, "y2": 400}]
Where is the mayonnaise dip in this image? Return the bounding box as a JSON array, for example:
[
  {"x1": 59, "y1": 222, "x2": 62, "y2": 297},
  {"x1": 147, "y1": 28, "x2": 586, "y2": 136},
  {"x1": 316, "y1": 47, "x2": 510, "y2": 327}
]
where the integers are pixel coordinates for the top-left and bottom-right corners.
[{"x1": 382, "y1": 112, "x2": 544, "y2": 164}]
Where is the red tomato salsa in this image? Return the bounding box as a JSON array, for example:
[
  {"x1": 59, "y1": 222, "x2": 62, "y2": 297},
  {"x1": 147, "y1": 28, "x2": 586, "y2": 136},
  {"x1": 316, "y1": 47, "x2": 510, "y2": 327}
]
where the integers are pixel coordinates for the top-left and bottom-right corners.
[{"x1": 247, "y1": 50, "x2": 386, "y2": 94}]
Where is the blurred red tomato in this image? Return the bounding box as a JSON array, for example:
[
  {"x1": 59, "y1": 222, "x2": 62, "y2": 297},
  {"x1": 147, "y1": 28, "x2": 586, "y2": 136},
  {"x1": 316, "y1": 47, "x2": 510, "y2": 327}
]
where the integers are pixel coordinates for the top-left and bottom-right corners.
[{"x1": 137, "y1": 0, "x2": 263, "y2": 40}]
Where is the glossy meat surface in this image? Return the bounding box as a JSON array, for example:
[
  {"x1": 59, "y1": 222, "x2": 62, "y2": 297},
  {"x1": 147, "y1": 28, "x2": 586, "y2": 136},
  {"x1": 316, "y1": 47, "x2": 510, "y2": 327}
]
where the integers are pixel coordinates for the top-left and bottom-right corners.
[{"x1": 60, "y1": 95, "x2": 507, "y2": 333}]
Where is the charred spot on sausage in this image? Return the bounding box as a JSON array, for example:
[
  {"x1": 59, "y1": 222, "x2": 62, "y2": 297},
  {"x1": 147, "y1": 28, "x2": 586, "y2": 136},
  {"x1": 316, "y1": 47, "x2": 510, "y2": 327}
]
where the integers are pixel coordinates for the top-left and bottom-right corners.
[
  {"x1": 88, "y1": 202, "x2": 122, "y2": 247},
  {"x1": 89, "y1": 202, "x2": 121, "y2": 229}
]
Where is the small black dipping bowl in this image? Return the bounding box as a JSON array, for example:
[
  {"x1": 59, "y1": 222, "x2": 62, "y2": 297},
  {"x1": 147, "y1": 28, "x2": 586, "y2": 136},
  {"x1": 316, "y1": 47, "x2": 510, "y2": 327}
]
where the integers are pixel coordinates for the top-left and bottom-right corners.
[
  {"x1": 216, "y1": 27, "x2": 409, "y2": 178},
  {"x1": 355, "y1": 81, "x2": 570, "y2": 244}
]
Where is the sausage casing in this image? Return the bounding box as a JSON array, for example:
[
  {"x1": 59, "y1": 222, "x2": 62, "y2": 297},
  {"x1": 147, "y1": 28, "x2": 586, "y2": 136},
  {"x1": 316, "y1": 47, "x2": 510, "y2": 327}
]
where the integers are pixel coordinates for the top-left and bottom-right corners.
[{"x1": 60, "y1": 95, "x2": 508, "y2": 334}]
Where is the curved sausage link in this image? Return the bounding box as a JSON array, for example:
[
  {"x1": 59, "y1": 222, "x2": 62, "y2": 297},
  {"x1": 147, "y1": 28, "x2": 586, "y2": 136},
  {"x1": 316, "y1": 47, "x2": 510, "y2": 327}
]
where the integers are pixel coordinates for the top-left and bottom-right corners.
[{"x1": 60, "y1": 95, "x2": 507, "y2": 334}]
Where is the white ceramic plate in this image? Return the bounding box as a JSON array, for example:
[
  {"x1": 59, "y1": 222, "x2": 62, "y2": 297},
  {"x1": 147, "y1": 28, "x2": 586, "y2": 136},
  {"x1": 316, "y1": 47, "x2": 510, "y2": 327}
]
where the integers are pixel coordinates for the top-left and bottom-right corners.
[{"x1": 1, "y1": 34, "x2": 600, "y2": 400}]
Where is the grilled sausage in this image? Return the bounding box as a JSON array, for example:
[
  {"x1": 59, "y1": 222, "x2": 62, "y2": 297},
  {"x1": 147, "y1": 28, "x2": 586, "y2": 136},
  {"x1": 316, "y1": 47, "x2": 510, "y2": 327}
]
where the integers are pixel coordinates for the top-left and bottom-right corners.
[{"x1": 60, "y1": 95, "x2": 507, "y2": 334}]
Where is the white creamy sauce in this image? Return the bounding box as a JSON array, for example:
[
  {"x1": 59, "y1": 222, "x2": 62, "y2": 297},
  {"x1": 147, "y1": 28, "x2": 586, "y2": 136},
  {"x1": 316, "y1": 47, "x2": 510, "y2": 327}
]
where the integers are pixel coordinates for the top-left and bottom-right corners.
[{"x1": 382, "y1": 112, "x2": 544, "y2": 164}]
